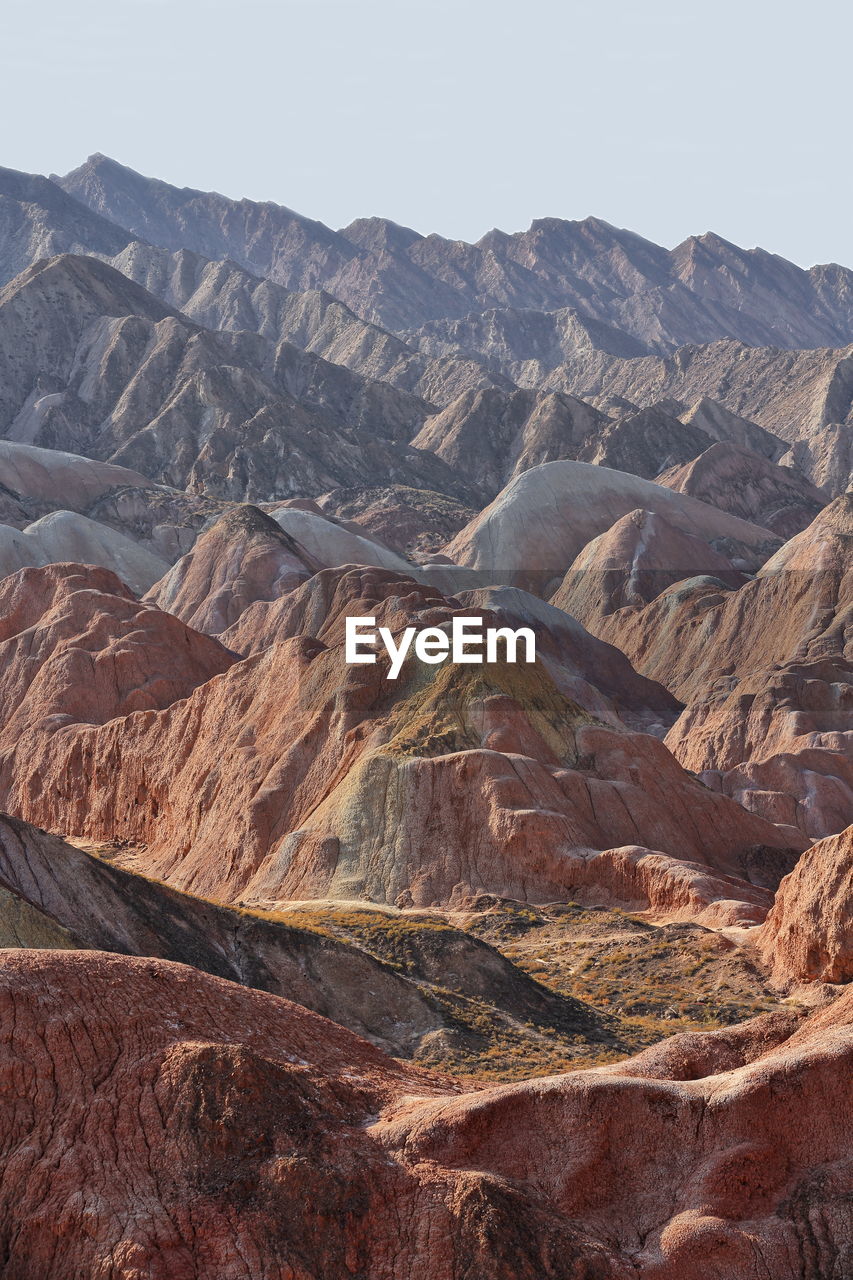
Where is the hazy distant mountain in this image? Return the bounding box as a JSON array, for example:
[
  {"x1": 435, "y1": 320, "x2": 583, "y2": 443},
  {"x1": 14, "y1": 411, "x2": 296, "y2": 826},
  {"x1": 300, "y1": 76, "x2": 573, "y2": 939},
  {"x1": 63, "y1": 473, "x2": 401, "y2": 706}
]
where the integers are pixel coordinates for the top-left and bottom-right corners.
[
  {"x1": 108, "y1": 240, "x2": 509, "y2": 408},
  {"x1": 57, "y1": 153, "x2": 853, "y2": 349},
  {"x1": 533, "y1": 338, "x2": 853, "y2": 448},
  {"x1": 0, "y1": 165, "x2": 506, "y2": 410},
  {"x1": 0, "y1": 165, "x2": 133, "y2": 284},
  {"x1": 2, "y1": 156, "x2": 850, "y2": 500}
]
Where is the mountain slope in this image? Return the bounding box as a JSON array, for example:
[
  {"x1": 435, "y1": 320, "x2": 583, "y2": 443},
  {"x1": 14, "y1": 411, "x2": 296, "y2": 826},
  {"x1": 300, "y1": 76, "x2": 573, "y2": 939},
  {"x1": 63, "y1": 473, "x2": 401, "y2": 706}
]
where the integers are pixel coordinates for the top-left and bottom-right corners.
[
  {"x1": 0, "y1": 254, "x2": 475, "y2": 502},
  {"x1": 443, "y1": 460, "x2": 781, "y2": 592},
  {"x1": 0, "y1": 164, "x2": 133, "y2": 285}
]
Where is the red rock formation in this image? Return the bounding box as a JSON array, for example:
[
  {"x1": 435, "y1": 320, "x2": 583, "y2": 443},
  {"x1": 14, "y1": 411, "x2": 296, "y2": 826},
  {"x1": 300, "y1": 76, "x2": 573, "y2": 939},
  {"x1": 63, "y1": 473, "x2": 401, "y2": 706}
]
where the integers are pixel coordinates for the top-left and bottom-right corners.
[
  {"x1": 388, "y1": 992, "x2": 853, "y2": 1279},
  {"x1": 665, "y1": 499, "x2": 852, "y2": 838},
  {"x1": 0, "y1": 565, "x2": 803, "y2": 916},
  {"x1": 551, "y1": 507, "x2": 740, "y2": 625},
  {"x1": 758, "y1": 825, "x2": 853, "y2": 984},
  {"x1": 226, "y1": 566, "x2": 681, "y2": 738},
  {"x1": 0, "y1": 562, "x2": 235, "y2": 735},
  {"x1": 657, "y1": 440, "x2": 826, "y2": 538},
  {"x1": 1, "y1": 948, "x2": 850, "y2": 1279},
  {"x1": 571, "y1": 497, "x2": 852, "y2": 837},
  {"x1": 573, "y1": 495, "x2": 851, "y2": 703},
  {"x1": 549, "y1": 844, "x2": 773, "y2": 927},
  {"x1": 668, "y1": 659, "x2": 853, "y2": 839},
  {"x1": 221, "y1": 563, "x2": 465, "y2": 655},
  {"x1": 145, "y1": 504, "x2": 316, "y2": 634}
]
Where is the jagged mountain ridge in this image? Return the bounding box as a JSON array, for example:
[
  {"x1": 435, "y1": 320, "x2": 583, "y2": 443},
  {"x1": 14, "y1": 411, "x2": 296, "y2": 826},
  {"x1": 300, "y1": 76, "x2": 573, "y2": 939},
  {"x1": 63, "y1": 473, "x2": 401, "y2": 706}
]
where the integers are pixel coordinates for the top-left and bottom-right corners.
[
  {"x1": 0, "y1": 165, "x2": 134, "y2": 283},
  {"x1": 1, "y1": 158, "x2": 850, "y2": 498},
  {"x1": 0, "y1": 253, "x2": 482, "y2": 503},
  {"x1": 53, "y1": 154, "x2": 853, "y2": 349},
  {"x1": 1, "y1": 245, "x2": 838, "y2": 526}
]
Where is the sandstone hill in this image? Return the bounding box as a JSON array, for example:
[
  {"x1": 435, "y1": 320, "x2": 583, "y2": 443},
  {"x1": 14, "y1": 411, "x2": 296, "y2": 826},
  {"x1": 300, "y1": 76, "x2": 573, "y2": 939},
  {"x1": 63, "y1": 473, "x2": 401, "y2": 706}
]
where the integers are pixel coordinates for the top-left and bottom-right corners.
[
  {"x1": 566, "y1": 497, "x2": 851, "y2": 838},
  {"x1": 551, "y1": 507, "x2": 742, "y2": 623},
  {"x1": 0, "y1": 563, "x2": 803, "y2": 924},
  {"x1": 0, "y1": 510, "x2": 168, "y2": 594},
  {"x1": 0, "y1": 946, "x2": 850, "y2": 1279},
  {"x1": 145, "y1": 505, "x2": 318, "y2": 633},
  {"x1": 657, "y1": 440, "x2": 827, "y2": 538},
  {"x1": 443, "y1": 459, "x2": 781, "y2": 592}
]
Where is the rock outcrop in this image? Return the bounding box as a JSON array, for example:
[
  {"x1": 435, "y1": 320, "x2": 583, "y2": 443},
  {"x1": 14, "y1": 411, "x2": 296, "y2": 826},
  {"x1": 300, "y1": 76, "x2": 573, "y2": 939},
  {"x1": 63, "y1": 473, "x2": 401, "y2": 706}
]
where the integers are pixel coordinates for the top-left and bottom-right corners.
[
  {"x1": 678, "y1": 396, "x2": 785, "y2": 460},
  {"x1": 452, "y1": 583, "x2": 680, "y2": 735},
  {"x1": 145, "y1": 505, "x2": 317, "y2": 633},
  {"x1": 110, "y1": 240, "x2": 508, "y2": 409},
  {"x1": 577, "y1": 496, "x2": 851, "y2": 700},
  {"x1": 577, "y1": 498, "x2": 851, "y2": 838},
  {"x1": 536, "y1": 337, "x2": 853, "y2": 446},
  {"x1": 551, "y1": 507, "x2": 740, "y2": 625},
  {"x1": 0, "y1": 254, "x2": 473, "y2": 503},
  {"x1": 0, "y1": 163, "x2": 133, "y2": 285},
  {"x1": 657, "y1": 440, "x2": 827, "y2": 538},
  {"x1": 758, "y1": 825, "x2": 853, "y2": 985},
  {"x1": 226, "y1": 569, "x2": 681, "y2": 733},
  {"x1": 666, "y1": 500, "x2": 852, "y2": 837},
  {"x1": 779, "y1": 423, "x2": 853, "y2": 498},
  {"x1": 577, "y1": 404, "x2": 714, "y2": 480},
  {"x1": 0, "y1": 562, "x2": 235, "y2": 731}
]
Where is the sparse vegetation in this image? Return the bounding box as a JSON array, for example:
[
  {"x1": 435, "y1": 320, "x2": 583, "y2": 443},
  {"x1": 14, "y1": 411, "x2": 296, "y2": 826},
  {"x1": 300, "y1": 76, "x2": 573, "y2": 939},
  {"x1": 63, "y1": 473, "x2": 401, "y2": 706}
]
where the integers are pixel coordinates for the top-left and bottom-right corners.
[{"x1": 466, "y1": 899, "x2": 782, "y2": 1056}]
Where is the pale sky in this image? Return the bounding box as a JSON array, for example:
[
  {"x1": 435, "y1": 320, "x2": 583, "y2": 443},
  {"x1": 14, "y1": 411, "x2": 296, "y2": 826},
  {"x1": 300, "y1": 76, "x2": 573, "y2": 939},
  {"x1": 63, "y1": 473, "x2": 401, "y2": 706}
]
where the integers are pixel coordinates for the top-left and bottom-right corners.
[{"x1": 2, "y1": 0, "x2": 850, "y2": 267}]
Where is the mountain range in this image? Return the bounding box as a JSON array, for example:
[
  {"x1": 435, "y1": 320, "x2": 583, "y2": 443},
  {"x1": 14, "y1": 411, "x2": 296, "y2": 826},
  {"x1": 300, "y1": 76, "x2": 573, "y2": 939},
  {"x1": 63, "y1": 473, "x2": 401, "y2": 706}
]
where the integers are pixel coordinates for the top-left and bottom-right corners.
[{"x1": 0, "y1": 153, "x2": 849, "y2": 1279}]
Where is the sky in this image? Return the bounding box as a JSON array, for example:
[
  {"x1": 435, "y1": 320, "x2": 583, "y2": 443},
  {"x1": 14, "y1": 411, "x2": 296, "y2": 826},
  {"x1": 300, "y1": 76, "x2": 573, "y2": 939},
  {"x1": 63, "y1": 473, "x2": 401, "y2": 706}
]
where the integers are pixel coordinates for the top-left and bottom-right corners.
[{"x1": 2, "y1": 0, "x2": 850, "y2": 267}]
